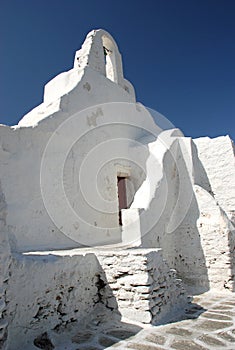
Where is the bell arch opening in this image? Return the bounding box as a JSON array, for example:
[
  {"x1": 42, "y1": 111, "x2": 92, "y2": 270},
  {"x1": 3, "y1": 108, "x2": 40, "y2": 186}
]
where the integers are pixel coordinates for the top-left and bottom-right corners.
[{"x1": 102, "y1": 36, "x2": 118, "y2": 83}]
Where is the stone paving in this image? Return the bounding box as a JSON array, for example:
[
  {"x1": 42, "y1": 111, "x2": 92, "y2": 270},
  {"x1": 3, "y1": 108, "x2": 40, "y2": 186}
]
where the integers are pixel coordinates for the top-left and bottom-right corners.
[{"x1": 64, "y1": 291, "x2": 235, "y2": 350}]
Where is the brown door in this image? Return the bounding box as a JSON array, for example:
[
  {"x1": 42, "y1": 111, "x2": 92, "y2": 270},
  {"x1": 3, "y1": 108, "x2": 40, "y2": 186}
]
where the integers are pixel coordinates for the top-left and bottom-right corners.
[{"x1": 117, "y1": 177, "x2": 127, "y2": 225}]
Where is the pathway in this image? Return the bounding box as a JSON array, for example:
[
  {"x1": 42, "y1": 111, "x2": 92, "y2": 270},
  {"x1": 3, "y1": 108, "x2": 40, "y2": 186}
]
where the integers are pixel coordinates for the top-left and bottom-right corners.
[{"x1": 65, "y1": 291, "x2": 235, "y2": 350}]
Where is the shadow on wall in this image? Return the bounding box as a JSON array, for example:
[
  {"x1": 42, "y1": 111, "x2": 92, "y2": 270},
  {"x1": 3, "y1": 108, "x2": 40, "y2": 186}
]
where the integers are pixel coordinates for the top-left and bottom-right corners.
[
  {"x1": 18, "y1": 250, "x2": 207, "y2": 350},
  {"x1": 138, "y1": 139, "x2": 210, "y2": 295},
  {"x1": 0, "y1": 180, "x2": 11, "y2": 348},
  {"x1": 170, "y1": 193, "x2": 210, "y2": 295},
  {"x1": 4, "y1": 251, "x2": 142, "y2": 350},
  {"x1": 226, "y1": 212, "x2": 235, "y2": 293},
  {"x1": 2, "y1": 230, "x2": 209, "y2": 349},
  {"x1": 229, "y1": 230, "x2": 235, "y2": 293},
  {"x1": 192, "y1": 140, "x2": 235, "y2": 293},
  {"x1": 218, "y1": 207, "x2": 235, "y2": 292},
  {"x1": 191, "y1": 141, "x2": 213, "y2": 196}
]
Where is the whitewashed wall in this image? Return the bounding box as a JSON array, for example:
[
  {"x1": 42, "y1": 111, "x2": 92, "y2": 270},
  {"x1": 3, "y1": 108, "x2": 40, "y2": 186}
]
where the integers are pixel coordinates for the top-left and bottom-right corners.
[
  {"x1": 5, "y1": 252, "x2": 103, "y2": 350},
  {"x1": 123, "y1": 132, "x2": 235, "y2": 292},
  {"x1": 0, "y1": 30, "x2": 162, "y2": 252},
  {"x1": 0, "y1": 181, "x2": 11, "y2": 346},
  {"x1": 193, "y1": 136, "x2": 235, "y2": 223}
]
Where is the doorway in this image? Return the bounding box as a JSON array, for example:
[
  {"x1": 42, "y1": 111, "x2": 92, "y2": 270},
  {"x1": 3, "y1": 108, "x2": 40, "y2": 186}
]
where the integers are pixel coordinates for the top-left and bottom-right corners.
[{"x1": 117, "y1": 176, "x2": 127, "y2": 225}]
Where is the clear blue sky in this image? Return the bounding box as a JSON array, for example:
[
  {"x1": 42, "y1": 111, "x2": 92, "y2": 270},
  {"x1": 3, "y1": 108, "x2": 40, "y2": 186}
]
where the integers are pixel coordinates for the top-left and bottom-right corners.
[{"x1": 1, "y1": 0, "x2": 234, "y2": 140}]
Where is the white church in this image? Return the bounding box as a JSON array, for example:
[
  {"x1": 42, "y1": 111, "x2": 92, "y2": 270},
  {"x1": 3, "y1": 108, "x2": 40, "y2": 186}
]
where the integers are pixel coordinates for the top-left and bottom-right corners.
[{"x1": 0, "y1": 29, "x2": 234, "y2": 349}]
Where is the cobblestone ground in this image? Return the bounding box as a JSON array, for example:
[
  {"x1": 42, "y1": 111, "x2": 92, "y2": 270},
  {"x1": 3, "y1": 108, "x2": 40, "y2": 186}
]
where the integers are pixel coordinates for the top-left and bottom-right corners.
[{"x1": 66, "y1": 291, "x2": 235, "y2": 350}]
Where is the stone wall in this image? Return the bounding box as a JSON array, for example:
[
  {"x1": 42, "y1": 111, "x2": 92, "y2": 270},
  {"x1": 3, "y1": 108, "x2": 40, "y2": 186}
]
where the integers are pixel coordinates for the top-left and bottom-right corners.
[
  {"x1": 0, "y1": 247, "x2": 189, "y2": 349},
  {"x1": 96, "y1": 248, "x2": 188, "y2": 325}
]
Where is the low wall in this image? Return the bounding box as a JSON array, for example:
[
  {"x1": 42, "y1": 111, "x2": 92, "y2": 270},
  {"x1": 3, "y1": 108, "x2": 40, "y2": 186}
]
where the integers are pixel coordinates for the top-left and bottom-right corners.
[
  {"x1": 96, "y1": 248, "x2": 188, "y2": 324},
  {"x1": 3, "y1": 247, "x2": 189, "y2": 349},
  {"x1": 5, "y1": 252, "x2": 105, "y2": 350}
]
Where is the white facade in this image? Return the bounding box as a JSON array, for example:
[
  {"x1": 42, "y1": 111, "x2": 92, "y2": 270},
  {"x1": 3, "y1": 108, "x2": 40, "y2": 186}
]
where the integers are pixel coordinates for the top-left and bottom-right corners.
[{"x1": 0, "y1": 29, "x2": 234, "y2": 349}]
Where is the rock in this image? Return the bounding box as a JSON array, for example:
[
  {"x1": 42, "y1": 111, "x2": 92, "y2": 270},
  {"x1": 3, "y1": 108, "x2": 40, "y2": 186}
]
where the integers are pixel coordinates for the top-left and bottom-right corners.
[{"x1": 33, "y1": 332, "x2": 54, "y2": 349}]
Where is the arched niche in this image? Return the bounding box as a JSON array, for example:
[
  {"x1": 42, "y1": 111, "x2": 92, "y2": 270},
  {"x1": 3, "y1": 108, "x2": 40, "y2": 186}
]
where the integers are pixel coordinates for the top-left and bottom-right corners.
[
  {"x1": 102, "y1": 35, "x2": 118, "y2": 83},
  {"x1": 73, "y1": 29, "x2": 135, "y2": 98}
]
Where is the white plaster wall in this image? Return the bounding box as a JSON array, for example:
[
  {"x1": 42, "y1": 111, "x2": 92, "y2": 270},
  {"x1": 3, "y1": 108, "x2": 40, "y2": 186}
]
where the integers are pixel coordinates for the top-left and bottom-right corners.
[
  {"x1": 5, "y1": 252, "x2": 108, "y2": 350},
  {"x1": 0, "y1": 125, "x2": 77, "y2": 252},
  {"x1": 0, "y1": 180, "x2": 11, "y2": 346},
  {"x1": 167, "y1": 137, "x2": 235, "y2": 293},
  {"x1": 18, "y1": 67, "x2": 135, "y2": 128},
  {"x1": 122, "y1": 129, "x2": 186, "y2": 249},
  {"x1": 0, "y1": 29, "x2": 164, "y2": 252},
  {"x1": 193, "y1": 136, "x2": 235, "y2": 223},
  {"x1": 194, "y1": 184, "x2": 235, "y2": 291},
  {"x1": 123, "y1": 132, "x2": 235, "y2": 292},
  {"x1": 0, "y1": 100, "x2": 160, "y2": 252},
  {"x1": 191, "y1": 136, "x2": 235, "y2": 291},
  {"x1": 158, "y1": 137, "x2": 210, "y2": 291}
]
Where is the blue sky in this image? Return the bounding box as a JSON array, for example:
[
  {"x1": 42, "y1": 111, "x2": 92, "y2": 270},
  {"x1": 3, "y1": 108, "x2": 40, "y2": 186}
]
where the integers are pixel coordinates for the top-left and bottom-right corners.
[{"x1": 1, "y1": 0, "x2": 234, "y2": 140}]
